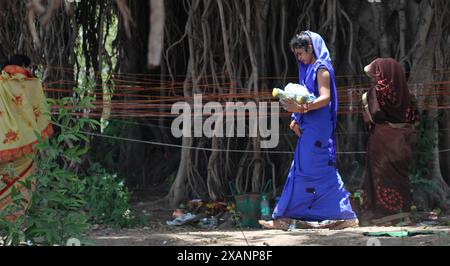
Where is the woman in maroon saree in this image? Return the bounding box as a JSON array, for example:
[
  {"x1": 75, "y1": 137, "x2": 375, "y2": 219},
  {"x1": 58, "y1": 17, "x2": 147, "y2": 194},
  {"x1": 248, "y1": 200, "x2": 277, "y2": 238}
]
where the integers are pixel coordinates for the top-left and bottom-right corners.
[{"x1": 361, "y1": 58, "x2": 418, "y2": 220}]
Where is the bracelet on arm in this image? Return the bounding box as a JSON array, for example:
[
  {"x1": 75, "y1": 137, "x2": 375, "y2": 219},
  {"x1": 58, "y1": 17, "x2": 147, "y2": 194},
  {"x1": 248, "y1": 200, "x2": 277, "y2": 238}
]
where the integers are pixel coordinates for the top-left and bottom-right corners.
[
  {"x1": 298, "y1": 103, "x2": 304, "y2": 113},
  {"x1": 301, "y1": 103, "x2": 309, "y2": 113}
]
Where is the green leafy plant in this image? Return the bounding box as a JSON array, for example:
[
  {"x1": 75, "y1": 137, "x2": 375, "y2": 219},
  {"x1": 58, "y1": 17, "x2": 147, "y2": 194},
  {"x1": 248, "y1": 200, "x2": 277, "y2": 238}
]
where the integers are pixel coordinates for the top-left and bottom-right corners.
[
  {"x1": 25, "y1": 95, "x2": 98, "y2": 245},
  {"x1": 83, "y1": 163, "x2": 147, "y2": 229},
  {"x1": 0, "y1": 184, "x2": 31, "y2": 245},
  {"x1": 0, "y1": 93, "x2": 97, "y2": 246},
  {"x1": 410, "y1": 114, "x2": 439, "y2": 189},
  {"x1": 1, "y1": 85, "x2": 146, "y2": 245}
]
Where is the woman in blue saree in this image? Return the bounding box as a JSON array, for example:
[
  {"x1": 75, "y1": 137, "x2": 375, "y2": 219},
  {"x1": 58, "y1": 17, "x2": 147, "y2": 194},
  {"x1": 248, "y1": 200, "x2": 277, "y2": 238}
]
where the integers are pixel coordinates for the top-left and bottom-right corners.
[{"x1": 260, "y1": 31, "x2": 358, "y2": 230}]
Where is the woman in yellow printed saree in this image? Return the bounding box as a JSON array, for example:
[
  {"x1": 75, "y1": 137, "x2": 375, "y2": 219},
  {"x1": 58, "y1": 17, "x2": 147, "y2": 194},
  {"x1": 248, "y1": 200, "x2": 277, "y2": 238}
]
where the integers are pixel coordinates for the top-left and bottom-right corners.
[{"x1": 0, "y1": 55, "x2": 53, "y2": 218}]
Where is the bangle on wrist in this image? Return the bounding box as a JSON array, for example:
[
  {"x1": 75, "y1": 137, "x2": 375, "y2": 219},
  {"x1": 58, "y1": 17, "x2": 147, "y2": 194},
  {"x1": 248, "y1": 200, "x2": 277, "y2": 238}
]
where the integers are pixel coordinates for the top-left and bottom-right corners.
[{"x1": 301, "y1": 103, "x2": 308, "y2": 113}]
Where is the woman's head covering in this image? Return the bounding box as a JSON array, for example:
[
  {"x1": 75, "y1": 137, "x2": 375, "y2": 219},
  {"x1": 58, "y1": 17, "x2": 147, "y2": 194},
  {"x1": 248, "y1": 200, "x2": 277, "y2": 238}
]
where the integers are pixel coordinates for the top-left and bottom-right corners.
[
  {"x1": 2, "y1": 65, "x2": 32, "y2": 78},
  {"x1": 298, "y1": 31, "x2": 333, "y2": 87},
  {"x1": 365, "y1": 58, "x2": 417, "y2": 123},
  {"x1": 2, "y1": 54, "x2": 33, "y2": 78}
]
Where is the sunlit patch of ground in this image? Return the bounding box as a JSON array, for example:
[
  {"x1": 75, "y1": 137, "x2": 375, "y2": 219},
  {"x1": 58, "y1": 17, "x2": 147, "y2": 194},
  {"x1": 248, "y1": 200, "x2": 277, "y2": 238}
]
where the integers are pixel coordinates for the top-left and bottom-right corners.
[{"x1": 88, "y1": 224, "x2": 450, "y2": 246}]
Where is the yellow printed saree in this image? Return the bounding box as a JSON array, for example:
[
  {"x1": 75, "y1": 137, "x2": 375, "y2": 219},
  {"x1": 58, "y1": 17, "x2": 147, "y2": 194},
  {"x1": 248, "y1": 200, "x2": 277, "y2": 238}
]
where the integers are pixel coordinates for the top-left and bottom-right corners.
[{"x1": 0, "y1": 67, "x2": 53, "y2": 214}]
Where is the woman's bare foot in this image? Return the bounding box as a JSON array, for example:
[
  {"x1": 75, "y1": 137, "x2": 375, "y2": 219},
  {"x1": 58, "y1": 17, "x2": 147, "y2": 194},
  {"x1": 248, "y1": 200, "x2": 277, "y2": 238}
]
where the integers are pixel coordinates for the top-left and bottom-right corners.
[
  {"x1": 259, "y1": 218, "x2": 290, "y2": 230},
  {"x1": 330, "y1": 219, "x2": 359, "y2": 230}
]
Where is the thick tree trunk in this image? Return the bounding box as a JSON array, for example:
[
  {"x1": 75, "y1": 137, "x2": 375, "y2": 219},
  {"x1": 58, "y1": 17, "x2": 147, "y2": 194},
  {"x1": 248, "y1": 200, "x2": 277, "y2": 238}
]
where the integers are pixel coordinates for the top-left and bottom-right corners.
[
  {"x1": 169, "y1": 136, "x2": 192, "y2": 207},
  {"x1": 408, "y1": 1, "x2": 450, "y2": 209}
]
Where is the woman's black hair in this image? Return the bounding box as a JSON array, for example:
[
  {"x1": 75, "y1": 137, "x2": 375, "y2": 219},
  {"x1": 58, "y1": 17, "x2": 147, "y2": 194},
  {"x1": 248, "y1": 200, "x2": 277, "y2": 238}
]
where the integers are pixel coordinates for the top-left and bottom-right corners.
[
  {"x1": 6, "y1": 54, "x2": 32, "y2": 67},
  {"x1": 289, "y1": 31, "x2": 313, "y2": 52}
]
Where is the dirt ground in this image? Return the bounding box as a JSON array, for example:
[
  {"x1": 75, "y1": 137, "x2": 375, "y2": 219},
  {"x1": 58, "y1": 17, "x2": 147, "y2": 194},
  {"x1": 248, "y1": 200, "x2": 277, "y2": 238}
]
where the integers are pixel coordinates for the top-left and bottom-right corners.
[
  {"x1": 87, "y1": 208, "x2": 450, "y2": 246},
  {"x1": 88, "y1": 226, "x2": 450, "y2": 246}
]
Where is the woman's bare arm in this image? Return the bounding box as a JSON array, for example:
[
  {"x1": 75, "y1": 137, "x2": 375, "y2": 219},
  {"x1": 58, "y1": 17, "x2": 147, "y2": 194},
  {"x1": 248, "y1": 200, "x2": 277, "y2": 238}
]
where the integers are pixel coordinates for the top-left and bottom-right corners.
[{"x1": 285, "y1": 69, "x2": 331, "y2": 113}]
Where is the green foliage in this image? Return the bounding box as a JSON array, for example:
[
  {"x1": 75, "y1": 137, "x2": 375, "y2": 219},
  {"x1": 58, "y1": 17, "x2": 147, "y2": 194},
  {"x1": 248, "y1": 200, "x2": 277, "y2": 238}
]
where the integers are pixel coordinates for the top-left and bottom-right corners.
[
  {"x1": 410, "y1": 113, "x2": 439, "y2": 190},
  {"x1": 16, "y1": 95, "x2": 97, "y2": 246},
  {"x1": 24, "y1": 149, "x2": 89, "y2": 246},
  {"x1": 83, "y1": 163, "x2": 147, "y2": 229},
  {"x1": 1, "y1": 90, "x2": 143, "y2": 245},
  {"x1": 95, "y1": 120, "x2": 128, "y2": 172},
  {"x1": 0, "y1": 185, "x2": 30, "y2": 245},
  {"x1": 0, "y1": 93, "x2": 94, "y2": 245}
]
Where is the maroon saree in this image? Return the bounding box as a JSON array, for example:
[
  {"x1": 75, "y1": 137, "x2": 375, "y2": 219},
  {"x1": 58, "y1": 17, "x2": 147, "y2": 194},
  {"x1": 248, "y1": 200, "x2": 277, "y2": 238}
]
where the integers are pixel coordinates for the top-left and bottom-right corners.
[{"x1": 362, "y1": 58, "x2": 417, "y2": 216}]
